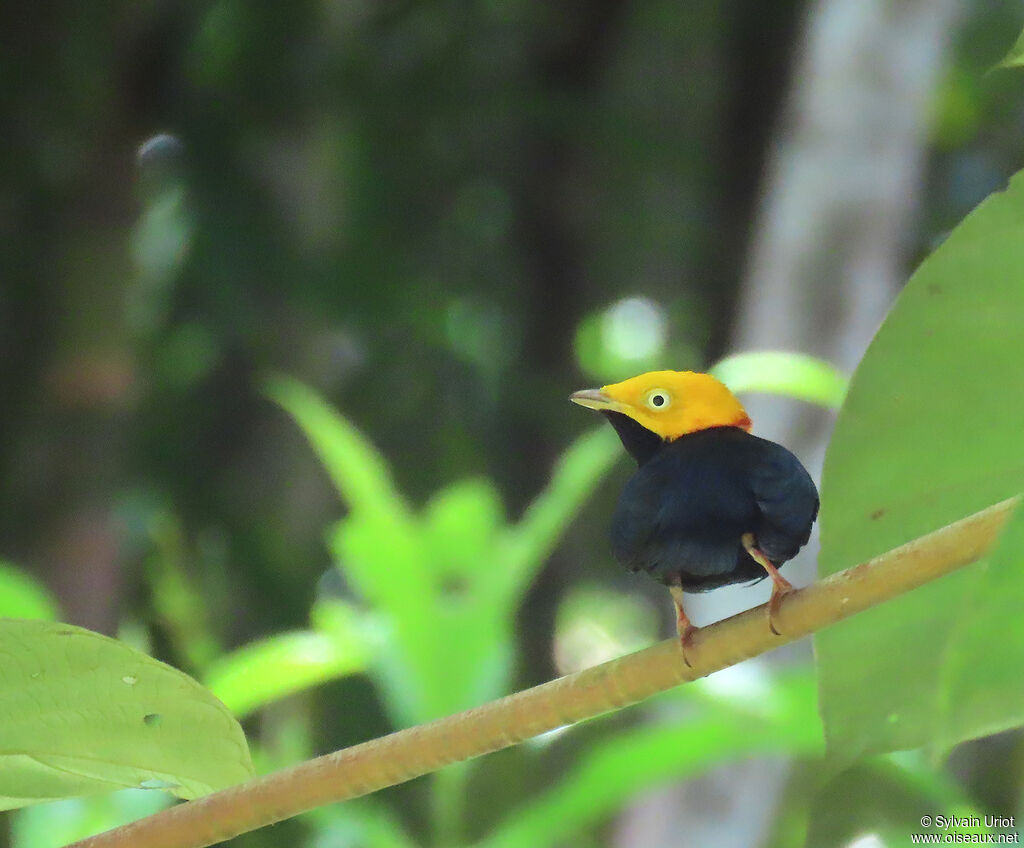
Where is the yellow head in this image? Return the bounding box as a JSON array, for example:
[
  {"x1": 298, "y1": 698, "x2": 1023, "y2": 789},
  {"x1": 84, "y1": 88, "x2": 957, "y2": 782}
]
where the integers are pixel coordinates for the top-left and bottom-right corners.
[{"x1": 570, "y1": 370, "x2": 751, "y2": 440}]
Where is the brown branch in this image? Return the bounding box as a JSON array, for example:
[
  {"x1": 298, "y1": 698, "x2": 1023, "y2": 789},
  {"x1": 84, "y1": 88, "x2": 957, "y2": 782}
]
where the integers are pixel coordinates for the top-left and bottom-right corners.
[{"x1": 70, "y1": 496, "x2": 1020, "y2": 848}]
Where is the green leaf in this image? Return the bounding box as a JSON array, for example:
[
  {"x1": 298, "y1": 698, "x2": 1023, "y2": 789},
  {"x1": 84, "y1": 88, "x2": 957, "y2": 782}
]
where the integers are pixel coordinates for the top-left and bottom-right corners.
[
  {"x1": 993, "y1": 26, "x2": 1024, "y2": 71},
  {"x1": 328, "y1": 514, "x2": 443, "y2": 723},
  {"x1": 806, "y1": 753, "x2": 994, "y2": 847},
  {"x1": 710, "y1": 351, "x2": 847, "y2": 408},
  {"x1": 934, "y1": 505, "x2": 1024, "y2": 749},
  {"x1": 265, "y1": 374, "x2": 414, "y2": 524},
  {"x1": 269, "y1": 376, "x2": 431, "y2": 606},
  {"x1": 498, "y1": 427, "x2": 620, "y2": 600},
  {"x1": 0, "y1": 620, "x2": 253, "y2": 809},
  {"x1": 143, "y1": 512, "x2": 220, "y2": 672},
  {"x1": 0, "y1": 561, "x2": 59, "y2": 620},
  {"x1": 329, "y1": 512, "x2": 430, "y2": 619},
  {"x1": 204, "y1": 623, "x2": 370, "y2": 718},
  {"x1": 422, "y1": 478, "x2": 504, "y2": 582},
  {"x1": 476, "y1": 671, "x2": 822, "y2": 848},
  {"x1": 816, "y1": 169, "x2": 1024, "y2": 767},
  {"x1": 269, "y1": 378, "x2": 531, "y2": 724}
]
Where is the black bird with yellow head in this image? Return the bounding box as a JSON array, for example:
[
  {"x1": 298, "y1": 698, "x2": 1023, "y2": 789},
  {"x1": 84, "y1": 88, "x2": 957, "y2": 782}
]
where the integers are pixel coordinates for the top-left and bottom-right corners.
[{"x1": 571, "y1": 370, "x2": 818, "y2": 664}]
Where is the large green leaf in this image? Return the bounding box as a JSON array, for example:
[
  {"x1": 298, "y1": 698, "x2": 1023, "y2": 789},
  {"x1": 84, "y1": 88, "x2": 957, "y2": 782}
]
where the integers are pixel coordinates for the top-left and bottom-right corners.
[
  {"x1": 935, "y1": 505, "x2": 1024, "y2": 749},
  {"x1": 806, "y1": 753, "x2": 996, "y2": 847},
  {"x1": 816, "y1": 169, "x2": 1024, "y2": 766},
  {"x1": 0, "y1": 620, "x2": 253, "y2": 808}
]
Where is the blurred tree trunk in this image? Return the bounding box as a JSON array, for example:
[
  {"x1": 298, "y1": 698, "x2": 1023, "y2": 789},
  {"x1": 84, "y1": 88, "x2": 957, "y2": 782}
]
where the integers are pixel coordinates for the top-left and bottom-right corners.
[
  {"x1": 736, "y1": 0, "x2": 963, "y2": 437},
  {"x1": 26, "y1": 163, "x2": 138, "y2": 636},
  {"x1": 0, "y1": 6, "x2": 149, "y2": 634},
  {"x1": 616, "y1": 1, "x2": 962, "y2": 846}
]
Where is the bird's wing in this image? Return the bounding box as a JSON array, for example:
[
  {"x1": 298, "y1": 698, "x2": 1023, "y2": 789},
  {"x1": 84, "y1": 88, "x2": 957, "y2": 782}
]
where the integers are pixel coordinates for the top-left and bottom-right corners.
[
  {"x1": 610, "y1": 460, "x2": 746, "y2": 580},
  {"x1": 609, "y1": 468, "x2": 668, "y2": 571},
  {"x1": 749, "y1": 442, "x2": 819, "y2": 563}
]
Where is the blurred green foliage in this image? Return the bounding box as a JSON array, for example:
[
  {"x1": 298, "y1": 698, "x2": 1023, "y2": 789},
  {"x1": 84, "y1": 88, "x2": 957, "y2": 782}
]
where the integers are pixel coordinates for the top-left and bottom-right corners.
[
  {"x1": 4, "y1": 3, "x2": 1024, "y2": 847},
  {"x1": 219, "y1": 353, "x2": 845, "y2": 846},
  {"x1": 994, "y1": 23, "x2": 1024, "y2": 70},
  {"x1": 204, "y1": 605, "x2": 370, "y2": 719},
  {"x1": 264, "y1": 374, "x2": 620, "y2": 728},
  {"x1": 711, "y1": 353, "x2": 848, "y2": 409},
  {"x1": 0, "y1": 349, "x2": 846, "y2": 845},
  {"x1": 0, "y1": 562, "x2": 59, "y2": 621},
  {"x1": 11, "y1": 790, "x2": 170, "y2": 848},
  {"x1": 3, "y1": 324, "x2": 1023, "y2": 845}
]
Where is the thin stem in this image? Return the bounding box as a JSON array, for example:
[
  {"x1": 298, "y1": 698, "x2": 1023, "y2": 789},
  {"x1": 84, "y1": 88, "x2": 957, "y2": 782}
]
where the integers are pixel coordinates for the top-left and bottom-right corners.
[{"x1": 71, "y1": 496, "x2": 1019, "y2": 848}]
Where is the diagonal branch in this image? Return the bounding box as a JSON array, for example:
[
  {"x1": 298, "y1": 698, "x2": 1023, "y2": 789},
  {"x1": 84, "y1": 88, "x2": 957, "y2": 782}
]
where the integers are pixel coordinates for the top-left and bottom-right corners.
[{"x1": 71, "y1": 496, "x2": 1019, "y2": 848}]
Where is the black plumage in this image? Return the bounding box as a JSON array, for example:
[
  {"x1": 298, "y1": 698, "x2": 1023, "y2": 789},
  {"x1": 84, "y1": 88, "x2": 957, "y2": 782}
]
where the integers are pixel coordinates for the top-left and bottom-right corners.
[{"x1": 604, "y1": 413, "x2": 819, "y2": 592}]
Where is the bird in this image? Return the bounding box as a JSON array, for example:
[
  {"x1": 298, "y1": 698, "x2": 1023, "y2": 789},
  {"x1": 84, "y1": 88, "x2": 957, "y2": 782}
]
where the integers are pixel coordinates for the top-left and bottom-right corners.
[{"x1": 570, "y1": 369, "x2": 818, "y2": 665}]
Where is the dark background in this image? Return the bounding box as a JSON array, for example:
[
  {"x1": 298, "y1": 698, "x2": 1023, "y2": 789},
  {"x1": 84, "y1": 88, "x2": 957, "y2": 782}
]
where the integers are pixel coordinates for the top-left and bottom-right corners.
[{"x1": 2, "y1": 2, "x2": 1024, "y2": 845}]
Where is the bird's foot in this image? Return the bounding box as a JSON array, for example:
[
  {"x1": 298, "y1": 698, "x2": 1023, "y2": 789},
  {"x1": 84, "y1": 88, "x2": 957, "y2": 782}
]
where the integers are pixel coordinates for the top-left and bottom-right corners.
[
  {"x1": 741, "y1": 533, "x2": 795, "y2": 636},
  {"x1": 766, "y1": 579, "x2": 795, "y2": 636},
  {"x1": 669, "y1": 584, "x2": 698, "y2": 668},
  {"x1": 677, "y1": 621, "x2": 698, "y2": 668}
]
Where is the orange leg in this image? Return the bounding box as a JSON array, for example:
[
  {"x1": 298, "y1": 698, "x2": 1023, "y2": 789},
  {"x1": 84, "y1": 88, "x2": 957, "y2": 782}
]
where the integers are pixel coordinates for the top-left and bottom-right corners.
[
  {"x1": 669, "y1": 584, "x2": 697, "y2": 668},
  {"x1": 741, "y1": 533, "x2": 794, "y2": 636}
]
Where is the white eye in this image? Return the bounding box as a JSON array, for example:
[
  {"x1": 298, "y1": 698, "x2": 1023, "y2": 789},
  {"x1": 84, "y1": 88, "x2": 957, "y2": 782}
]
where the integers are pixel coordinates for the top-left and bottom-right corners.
[{"x1": 646, "y1": 390, "x2": 671, "y2": 410}]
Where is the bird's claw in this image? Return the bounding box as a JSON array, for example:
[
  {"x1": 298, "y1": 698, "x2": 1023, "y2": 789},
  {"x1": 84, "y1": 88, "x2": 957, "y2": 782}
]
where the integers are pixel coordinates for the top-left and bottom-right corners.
[
  {"x1": 678, "y1": 623, "x2": 697, "y2": 668},
  {"x1": 767, "y1": 582, "x2": 794, "y2": 636},
  {"x1": 742, "y1": 534, "x2": 795, "y2": 637},
  {"x1": 670, "y1": 584, "x2": 698, "y2": 668}
]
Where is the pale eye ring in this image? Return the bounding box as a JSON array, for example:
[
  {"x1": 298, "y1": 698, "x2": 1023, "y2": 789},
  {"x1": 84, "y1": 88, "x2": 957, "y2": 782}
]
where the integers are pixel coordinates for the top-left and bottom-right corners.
[{"x1": 646, "y1": 390, "x2": 671, "y2": 410}]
